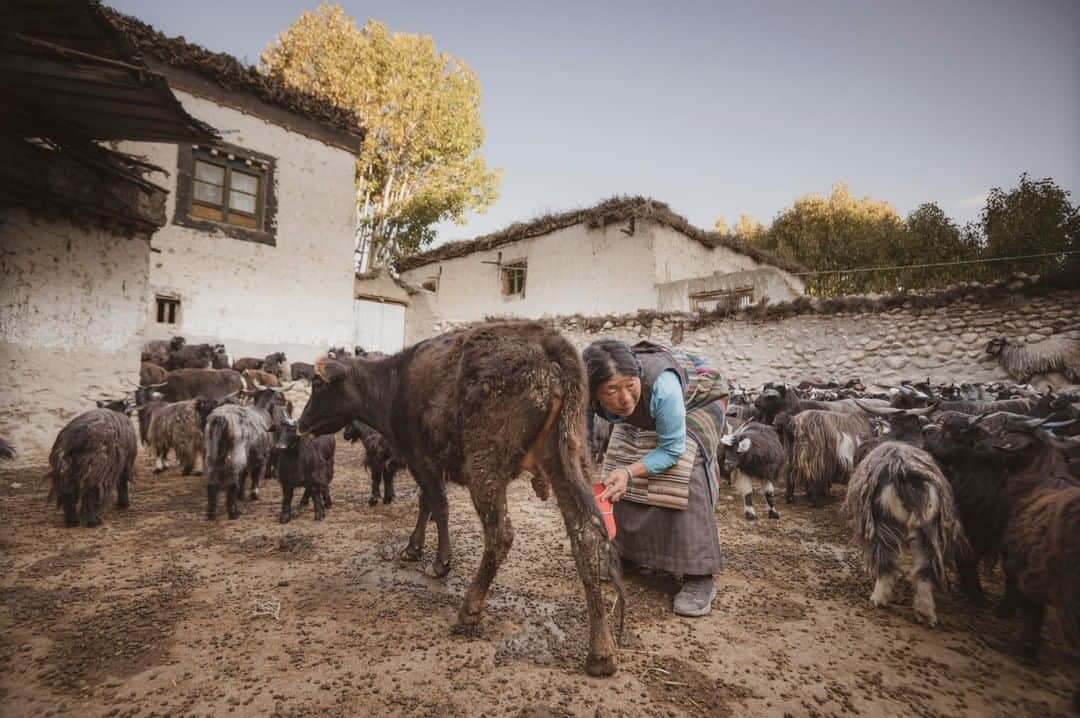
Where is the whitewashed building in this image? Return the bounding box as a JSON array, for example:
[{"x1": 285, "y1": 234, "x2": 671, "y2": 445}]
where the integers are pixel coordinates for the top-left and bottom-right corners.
[
  {"x1": 393, "y1": 197, "x2": 805, "y2": 336},
  {"x1": 113, "y1": 11, "x2": 364, "y2": 364}
]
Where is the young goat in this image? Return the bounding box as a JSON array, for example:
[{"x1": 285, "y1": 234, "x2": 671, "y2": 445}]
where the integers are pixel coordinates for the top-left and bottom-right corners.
[
  {"x1": 720, "y1": 422, "x2": 785, "y2": 520},
  {"x1": 273, "y1": 419, "x2": 336, "y2": 522},
  {"x1": 343, "y1": 420, "x2": 404, "y2": 506}
]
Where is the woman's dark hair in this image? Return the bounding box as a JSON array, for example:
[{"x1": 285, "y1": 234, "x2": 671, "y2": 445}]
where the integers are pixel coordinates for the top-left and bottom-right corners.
[{"x1": 583, "y1": 340, "x2": 642, "y2": 399}]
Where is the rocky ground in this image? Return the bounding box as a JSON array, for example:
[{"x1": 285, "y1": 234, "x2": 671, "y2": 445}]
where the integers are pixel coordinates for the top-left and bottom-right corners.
[{"x1": 0, "y1": 438, "x2": 1076, "y2": 718}]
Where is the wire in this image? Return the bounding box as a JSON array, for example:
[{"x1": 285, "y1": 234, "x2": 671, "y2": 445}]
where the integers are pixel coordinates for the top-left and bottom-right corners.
[{"x1": 791, "y1": 249, "x2": 1079, "y2": 277}]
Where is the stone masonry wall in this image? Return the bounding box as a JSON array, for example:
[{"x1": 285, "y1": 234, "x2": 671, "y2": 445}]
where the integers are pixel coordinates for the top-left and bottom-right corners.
[{"x1": 423, "y1": 283, "x2": 1080, "y2": 389}]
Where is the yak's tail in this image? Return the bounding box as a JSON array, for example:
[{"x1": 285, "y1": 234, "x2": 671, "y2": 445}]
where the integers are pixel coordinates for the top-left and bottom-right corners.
[
  {"x1": 204, "y1": 412, "x2": 234, "y2": 481},
  {"x1": 541, "y1": 331, "x2": 625, "y2": 647}
]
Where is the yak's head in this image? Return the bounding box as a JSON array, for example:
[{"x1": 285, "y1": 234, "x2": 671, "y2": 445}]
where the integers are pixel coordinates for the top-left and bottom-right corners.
[
  {"x1": 754, "y1": 383, "x2": 789, "y2": 417},
  {"x1": 133, "y1": 386, "x2": 164, "y2": 407},
  {"x1": 169, "y1": 336, "x2": 186, "y2": 351},
  {"x1": 297, "y1": 356, "x2": 361, "y2": 437},
  {"x1": 984, "y1": 337, "x2": 1008, "y2": 357},
  {"x1": 986, "y1": 414, "x2": 1075, "y2": 453}
]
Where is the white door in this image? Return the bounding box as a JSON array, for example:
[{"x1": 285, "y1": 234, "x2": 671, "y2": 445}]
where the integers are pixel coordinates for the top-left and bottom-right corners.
[{"x1": 353, "y1": 299, "x2": 406, "y2": 354}]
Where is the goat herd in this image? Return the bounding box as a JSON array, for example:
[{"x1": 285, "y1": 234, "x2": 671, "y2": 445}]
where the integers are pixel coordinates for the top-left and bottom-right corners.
[{"x1": 6, "y1": 323, "x2": 1080, "y2": 699}]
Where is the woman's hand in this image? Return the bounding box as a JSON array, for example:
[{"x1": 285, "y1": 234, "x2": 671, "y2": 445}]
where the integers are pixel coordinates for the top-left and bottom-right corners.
[{"x1": 600, "y1": 467, "x2": 631, "y2": 503}]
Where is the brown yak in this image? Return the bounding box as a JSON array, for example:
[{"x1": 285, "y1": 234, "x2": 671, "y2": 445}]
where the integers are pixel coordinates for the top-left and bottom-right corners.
[{"x1": 297, "y1": 321, "x2": 622, "y2": 677}]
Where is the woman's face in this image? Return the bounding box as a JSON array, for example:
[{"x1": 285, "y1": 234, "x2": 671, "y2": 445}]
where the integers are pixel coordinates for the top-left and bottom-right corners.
[{"x1": 596, "y1": 373, "x2": 642, "y2": 417}]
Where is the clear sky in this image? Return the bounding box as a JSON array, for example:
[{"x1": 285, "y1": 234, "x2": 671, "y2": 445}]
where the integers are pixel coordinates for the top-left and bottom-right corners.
[{"x1": 110, "y1": 0, "x2": 1080, "y2": 245}]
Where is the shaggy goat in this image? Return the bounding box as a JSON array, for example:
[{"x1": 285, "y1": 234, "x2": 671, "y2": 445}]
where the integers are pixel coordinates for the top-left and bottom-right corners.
[
  {"x1": 148, "y1": 400, "x2": 207, "y2": 475},
  {"x1": 721, "y1": 421, "x2": 785, "y2": 520},
  {"x1": 344, "y1": 420, "x2": 405, "y2": 506},
  {"x1": 843, "y1": 441, "x2": 968, "y2": 626},
  {"x1": 297, "y1": 321, "x2": 623, "y2": 677},
  {"x1": 135, "y1": 386, "x2": 166, "y2": 447},
  {"x1": 201, "y1": 389, "x2": 276, "y2": 520},
  {"x1": 273, "y1": 419, "x2": 336, "y2": 522},
  {"x1": 140, "y1": 361, "x2": 168, "y2": 386},
  {"x1": 986, "y1": 335, "x2": 1080, "y2": 384},
  {"x1": 785, "y1": 410, "x2": 873, "y2": 506},
  {"x1": 47, "y1": 407, "x2": 138, "y2": 527},
  {"x1": 142, "y1": 336, "x2": 184, "y2": 366},
  {"x1": 158, "y1": 368, "x2": 244, "y2": 402}
]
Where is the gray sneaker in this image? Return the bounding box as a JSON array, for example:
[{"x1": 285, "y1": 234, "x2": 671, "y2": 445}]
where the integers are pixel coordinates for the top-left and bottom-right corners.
[{"x1": 673, "y1": 575, "x2": 716, "y2": 617}]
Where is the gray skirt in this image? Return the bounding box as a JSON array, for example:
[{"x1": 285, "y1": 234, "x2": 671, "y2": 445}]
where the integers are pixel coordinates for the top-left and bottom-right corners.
[{"x1": 612, "y1": 450, "x2": 724, "y2": 576}]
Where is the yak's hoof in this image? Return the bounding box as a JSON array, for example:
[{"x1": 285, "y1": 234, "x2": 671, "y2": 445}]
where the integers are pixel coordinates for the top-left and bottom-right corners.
[
  {"x1": 116, "y1": 501, "x2": 130, "y2": 510},
  {"x1": 181, "y1": 467, "x2": 193, "y2": 476},
  {"x1": 85, "y1": 518, "x2": 102, "y2": 528},
  {"x1": 743, "y1": 511, "x2": 758, "y2": 521},
  {"x1": 64, "y1": 519, "x2": 80, "y2": 528},
  {"x1": 430, "y1": 557, "x2": 452, "y2": 578},
  {"x1": 278, "y1": 513, "x2": 292, "y2": 525},
  {"x1": 228, "y1": 510, "x2": 241, "y2": 520},
  {"x1": 585, "y1": 652, "x2": 617, "y2": 677},
  {"x1": 194, "y1": 470, "x2": 203, "y2": 477},
  {"x1": 768, "y1": 509, "x2": 780, "y2": 519},
  {"x1": 383, "y1": 496, "x2": 394, "y2": 505},
  {"x1": 206, "y1": 513, "x2": 216, "y2": 521},
  {"x1": 368, "y1": 496, "x2": 380, "y2": 507},
  {"x1": 153, "y1": 468, "x2": 165, "y2": 475},
  {"x1": 400, "y1": 545, "x2": 423, "y2": 562}
]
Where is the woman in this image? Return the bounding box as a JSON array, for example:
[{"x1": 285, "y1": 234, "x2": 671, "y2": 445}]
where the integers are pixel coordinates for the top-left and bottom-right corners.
[{"x1": 585, "y1": 339, "x2": 727, "y2": 617}]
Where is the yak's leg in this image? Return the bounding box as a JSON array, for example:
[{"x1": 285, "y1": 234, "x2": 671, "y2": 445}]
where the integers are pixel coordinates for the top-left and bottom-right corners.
[
  {"x1": 763, "y1": 481, "x2": 780, "y2": 519},
  {"x1": 279, "y1": 484, "x2": 295, "y2": 524},
  {"x1": 428, "y1": 478, "x2": 453, "y2": 578},
  {"x1": 194, "y1": 448, "x2": 204, "y2": 477},
  {"x1": 457, "y1": 480, "x2": 513, "y2": 627},
  {"x1": 383, "y1": 469, "x2": 396, "y2": 505},
  {"x1": 909, "y1": 528, "x2": 938, "y2": 627},
  {"x1": 313, "y1": 487, "x2": 326, "y2": 521},
  {"x1": 547, "y1": 471, "x2": 617, "y2": 677},
  {"x1": 369, "y1": 466, "x2": 382, "y2": 507},
  {"x1": 62, "y1": 492, "x2": 79, "y2": 527},
  {"x1": 734, "y1": 471, "x2": 756, "y2": 520},
  {"x1": 154, "y1": 448, "x2": 167, "y2": 474},
  {"x1": 323, "y1": 484, "x2": 333, "y2": 509},
  {"x1": 870, "y1": 534, "x2": 900, "y2": 608},
  {"x1": 401, "y1": 490, "x2": 431, "y2": 561},
  {"x1": 226, "y1": 475, "x2": 241, "y2": 520},
  {"x1": 80, "y1": 486, "x2": 102, "y2": 527},
  {"x1": 206, "y1": 483, "x2": 220, "y2": 520},
  {"x1": 1017, "y1": 597, "x2": 1046, "y2": 660}
]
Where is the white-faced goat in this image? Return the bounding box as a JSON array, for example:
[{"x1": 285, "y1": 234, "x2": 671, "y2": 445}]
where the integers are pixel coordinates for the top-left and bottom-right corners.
[
  {"x1": 843, "y1": 441, "x2": 969, "y2": 626},
  {"x1": 720, "y1": 422, "x2": 785, "y2": 520}
]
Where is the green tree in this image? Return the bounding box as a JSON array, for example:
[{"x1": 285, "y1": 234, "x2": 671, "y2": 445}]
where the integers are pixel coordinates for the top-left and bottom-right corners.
[
  {"x1": 261, "y1": 3, "x2": 500, "y2": 268},
  {"x1": 979, "y1": 173, "x2": 1078, "y2": 278},
  {"x1": 733, "y1": 213, "x2": 767, "y2": 245},
  {"x1": 765, "y1": 182, "x2": 907, "y2": 295},
  {"x1": 897, "y1": 202, "x2": 981, "y2": 286}
]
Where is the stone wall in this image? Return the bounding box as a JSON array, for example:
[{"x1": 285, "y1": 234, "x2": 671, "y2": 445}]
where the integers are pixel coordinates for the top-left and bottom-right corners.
[{"x1": 423, "y1": 281, "x2": 1080, "y2": 389}]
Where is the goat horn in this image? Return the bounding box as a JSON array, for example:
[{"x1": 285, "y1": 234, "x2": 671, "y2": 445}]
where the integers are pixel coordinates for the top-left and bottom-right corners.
[
  {"x1": 907, "y1": 400, "x2": 939, "y2": 417},
  {"x1": 143, "y1": 381, "x2": 168, "y2": 388},
  {"x1": 853, "y1": 399, "x2": 901, "y2": 416},
  {"x1": 1040, "y1": 419, "x2": 1076, "y2": 430}
]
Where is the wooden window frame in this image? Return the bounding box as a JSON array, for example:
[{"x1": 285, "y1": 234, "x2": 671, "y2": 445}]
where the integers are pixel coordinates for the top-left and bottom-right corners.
[
  {"x1": 690, "y1": 287, "x2": 754, "y2": 312},
  {"x1": 190, "y1": 154, "x2": 264, "y2": 229},
  {"x1": 155, "y1": 295, "x2": 181, "y2": 325},
  {"x1": 173, "y1": 142, "x2": 278, "y2": 246},
  {"x1": 501, "y1": 260, "x2": 527, "y2": 298}
]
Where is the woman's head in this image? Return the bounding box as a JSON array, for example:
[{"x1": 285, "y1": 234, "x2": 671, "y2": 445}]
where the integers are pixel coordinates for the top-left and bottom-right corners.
[{"x1": 583, "y1": 340, "x2": 642, "y2": 417}]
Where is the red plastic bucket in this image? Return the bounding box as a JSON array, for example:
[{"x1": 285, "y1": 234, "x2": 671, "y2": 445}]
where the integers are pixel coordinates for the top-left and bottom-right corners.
[{"x1": 592, "y1": 483, "x2": 617, "y2": 539}]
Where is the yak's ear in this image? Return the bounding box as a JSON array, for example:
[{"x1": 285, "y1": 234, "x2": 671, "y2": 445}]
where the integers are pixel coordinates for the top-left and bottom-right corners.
[
  {"x1": 315, "y1": 356, "x2": 348, "y2": 383},
  {"x1": 737, "y1": 437, "x2": 751, "y2": 453}
]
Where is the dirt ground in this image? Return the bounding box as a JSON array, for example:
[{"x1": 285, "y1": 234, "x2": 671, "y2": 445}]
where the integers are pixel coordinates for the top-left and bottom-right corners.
[{"x1": 1, "y1": 438, "x2": 1076, "y2": 718}]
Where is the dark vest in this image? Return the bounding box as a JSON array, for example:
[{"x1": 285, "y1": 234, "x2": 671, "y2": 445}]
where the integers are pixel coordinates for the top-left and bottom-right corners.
[{"x1": 624, "y1": 342, "x2": 688, "y2": 431}]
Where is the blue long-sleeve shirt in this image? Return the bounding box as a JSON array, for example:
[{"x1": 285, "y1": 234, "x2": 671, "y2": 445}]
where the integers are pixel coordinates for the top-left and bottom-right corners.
[{"x1": 595, "y1": 369, "x2": 686, "y2": 474}]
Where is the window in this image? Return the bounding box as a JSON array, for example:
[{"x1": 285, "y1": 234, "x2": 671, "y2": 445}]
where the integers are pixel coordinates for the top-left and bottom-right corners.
[
  {"x1": 690, "y1": 287, "x2": 754, "y2": 312},
  {"x1": 501, "y1": 260, "x2": 526, "y2": 297},
  {"x1": 156, "y1": 295, "x2": 180, "y2": 324},
  {"x1": 174, "y1": 143, "x2": 277, "y2": 245},
  {"x1": 190, "y1": 150, "x2": 264, "y2": 229}
]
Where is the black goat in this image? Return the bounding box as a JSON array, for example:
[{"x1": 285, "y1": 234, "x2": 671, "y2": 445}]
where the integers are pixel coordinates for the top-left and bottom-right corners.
[
  {"x1": 720, "y1": 422, "x2": 785, "y2": 520},
  {"x1": 344, "y1": 420, "x2": 405, "y2": 506},
  {"x1": 272, "y1": 419, "x2": 336, "y2": 522}
]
